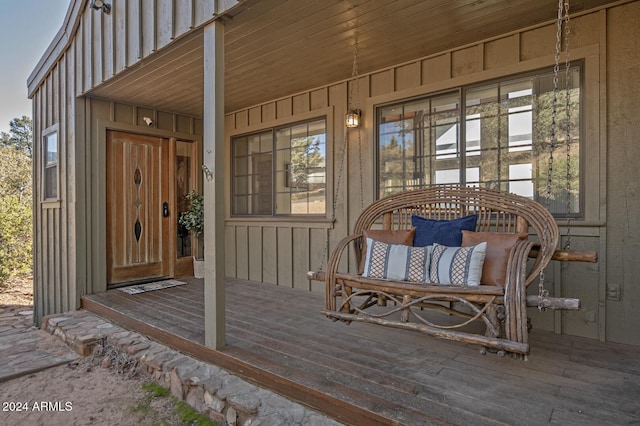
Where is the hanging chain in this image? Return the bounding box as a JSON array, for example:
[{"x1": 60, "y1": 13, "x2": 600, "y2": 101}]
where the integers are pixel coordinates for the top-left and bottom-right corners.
[
  {"x1": 319, "y1": 46, "x2": 360, "y2": 271},
  {"x1": 358, "y1": 121, "x2": 365, "y2": 211},
  {"x1": 348, "y1": 46, "x2": 359, "y2": 112},
  {"x1": 319, "y1": 121, "x2": 348, "y2": 271},
  {"x1": 351, "y1": 46, "x2": 365, "y2": 211},
  {"x1": 539, "y1": 0, "x2": 569, "y2": 310},
  {"x1": 563, "y1": 0, "x2": 572, "y2": 251}
]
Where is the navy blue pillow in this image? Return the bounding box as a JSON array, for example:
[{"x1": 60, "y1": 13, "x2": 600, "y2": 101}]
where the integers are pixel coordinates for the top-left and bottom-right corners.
[{"x1": 411, "y1": 214, "x2": 478, "y2": 247}]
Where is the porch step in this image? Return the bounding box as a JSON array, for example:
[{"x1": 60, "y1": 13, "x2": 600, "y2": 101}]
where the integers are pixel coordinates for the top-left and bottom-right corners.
[{"x1": 43, "y1": 309, "x2": 341, "y2": 426}]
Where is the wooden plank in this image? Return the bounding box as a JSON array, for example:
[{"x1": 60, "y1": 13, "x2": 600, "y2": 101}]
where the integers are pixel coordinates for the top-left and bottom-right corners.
[
  {"x1": 234, "y1": 226, "x2": 249, "y2": 279},
  {"x1": 248, "y1": 226, "x2": 262, "y2": 282},
  {"x1": 203, "y1": 20, "x2": 227, "y2": 349},
  {"x1": 324, "y1": 311, "x2": 529, "y2": 354},
  {"x1": 370, "y1": 70, "x2": 394, "y2": 97},
  {"x1": 529, "y1": 247, "x2": 598, "y2": 263},
  {"x1": 308, "y1": 228, "x2": 326, "y2": 293},
  {"x1": 310, "y1": 88, "x2": 328, "y2": 111},
  {"x1": 526, "y1": 295, "x2": 580, "y2": 310},
  {"x1": 395, "y1": 62, "x2": 421, "y2": 91},
  {"x1": 451, "y1": 44, "x2": 483, "y2": 78},
  {"x1": 225, "y1": 226, "x2": 237, "y2": 277},
  {"x1": 262, "y1": 227, "x2": 277, "y2": 284},
  {"x1": 91, "y1": 8, "x2": 103, "y2": 85},
  {"x1": 248, "y1": 106, "x2": 261, "y2": 127},
  {"x1": 292, "y1": 227, "x2": 310, "y2": 291},
  {"x1": 484, "y1": 34, "x2": 519, "y2": 69},
  {"x1": 156, "y1": 0, "x2": 174, "y2": 49},
  {"x1": 81, "y1": 292, "x2": 402, "y2": 426},
  {"x1": 292, "y1": 93, "x2": 310, "y2": 115},
  {"x1": 224, "y1": 330, "x2": 456, "y2": 426},
  {"x1": 90, "y1": 290, "x2": 203, "y2": 341},
  {"x1": 82, "y1": 277, "x2": 640, "y2": 426},
  {"x1": 276, "y1": 227, "x2": 293, "y2": 287},
  {"x1": 174, "y1": 0, "x2": 193, "y2": 36},
  {"x1": 276, "y1": 98, "x2": 292, "y2": 120},
  {"x1": 261, "y1": 103, "x2": 276, "y2": 123}
]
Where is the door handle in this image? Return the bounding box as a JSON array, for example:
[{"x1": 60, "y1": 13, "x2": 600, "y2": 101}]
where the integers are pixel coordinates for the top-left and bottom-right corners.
[{"x1": 163, "y1": 202, "x2": 170, "y2": 217}]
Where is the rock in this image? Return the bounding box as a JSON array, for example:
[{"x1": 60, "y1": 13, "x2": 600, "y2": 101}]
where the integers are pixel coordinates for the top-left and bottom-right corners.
[
  {"x1": 101, "y1": 356, "x2": 112, "y2": 369},
  {"x1": 185, "y1": 386, "x2": 205, "y2": 413},
  {"x1": 204, "y1": 390, "x2": 226, "y2": 413},
  {"x1": 227, "y1": 406, "x2": 238, "y2": 426},
  {"x1": 170, "y1": 369, "x2": 185, "y2": 399}
]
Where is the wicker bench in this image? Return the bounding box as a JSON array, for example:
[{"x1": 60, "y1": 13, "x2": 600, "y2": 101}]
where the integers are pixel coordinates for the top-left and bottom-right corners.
[{"x1": 308, "y1": 185, "x2": 580, "y2": 359}]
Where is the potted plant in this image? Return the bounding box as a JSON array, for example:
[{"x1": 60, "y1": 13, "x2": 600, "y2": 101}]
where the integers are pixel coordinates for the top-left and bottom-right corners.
[{"x1": 178, "y1": 190, "x2": 205, "y2": 278}]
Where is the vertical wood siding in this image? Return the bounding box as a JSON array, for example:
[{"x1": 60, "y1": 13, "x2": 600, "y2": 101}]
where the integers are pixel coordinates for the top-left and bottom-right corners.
[
  {"x1": 223, "y1": 8, "x2": 622, "y2": 341},
  {"x1": 31, "y1": 0, "x2": 224, "y2": 325},
  {"x1": 30, "y1": 2, "x2": 640, "y2": 345},
  {"x1": 33, "y1": 93, "x2": 202, "y2": 325}
]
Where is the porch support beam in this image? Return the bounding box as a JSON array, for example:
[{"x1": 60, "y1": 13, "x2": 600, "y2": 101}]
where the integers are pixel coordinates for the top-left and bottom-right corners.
[{"x1": 203, "y1": 20, "x2": 225, "y2": 349}]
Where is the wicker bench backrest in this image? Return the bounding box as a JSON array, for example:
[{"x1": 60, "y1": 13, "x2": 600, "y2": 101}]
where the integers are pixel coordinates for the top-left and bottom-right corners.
[{"x1": 353, "y1": 185, "x2": 559, "y2": 287}]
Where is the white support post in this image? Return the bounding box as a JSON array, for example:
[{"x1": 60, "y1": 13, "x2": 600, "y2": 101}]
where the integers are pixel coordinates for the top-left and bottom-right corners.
[{"x1": 203, "y1": 20, "x2": 225, "y2": 349}]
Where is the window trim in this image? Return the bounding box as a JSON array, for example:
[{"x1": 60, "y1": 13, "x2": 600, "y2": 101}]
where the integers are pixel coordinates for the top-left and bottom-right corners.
[
  {"x1": 230, "y1": 115, "x2": 329, "y2": 218},
  {"x1": 373, "y1": 63, "x2": 585, "y2": 219},
  {"x1": 42, "y1": 124, "x2": 60, "y2": 202}
]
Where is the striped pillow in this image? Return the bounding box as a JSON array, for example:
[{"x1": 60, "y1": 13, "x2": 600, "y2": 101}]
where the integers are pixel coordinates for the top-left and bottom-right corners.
[
  {"x1": 429, "y1": 242, "x2": 487, "y2": 286},
  {"x1": 362, "y1": 238, "x2": 432, "y2": 282}
]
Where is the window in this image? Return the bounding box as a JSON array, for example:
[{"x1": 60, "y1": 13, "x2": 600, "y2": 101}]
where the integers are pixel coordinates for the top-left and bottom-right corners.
[
  {"x1": 232, "y1": 118, "x2": 327, "y2": 216},
  {"x1": 377, "y1": 65, "x2": 581, "y2": 216},
  {"x1": 43, "y1": 128, "x2": 58, "y2": 200}
]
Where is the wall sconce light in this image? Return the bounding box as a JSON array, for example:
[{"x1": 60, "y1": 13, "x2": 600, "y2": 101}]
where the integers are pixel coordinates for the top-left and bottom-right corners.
[
  {"x1": 345, "y1": 109, "x2": 361, "y2": 128},
  {"x1": 89, "y1": 0, "x2": 111, "y2": 14},
  {"x1": 345, "y1": 43, "x2": 361, "y2": 129}
]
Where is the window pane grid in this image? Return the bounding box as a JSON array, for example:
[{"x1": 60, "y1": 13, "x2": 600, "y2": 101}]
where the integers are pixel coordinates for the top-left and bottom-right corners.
[
  {"x1": 44, "y1": 131, "x2": 58, "y2": 200},
  {"x1": 232, "y1": 119, "x2": 326, "y2": 216},
  {"x1": 377, "y1": 66, "x2": 581, "y2": 217}
]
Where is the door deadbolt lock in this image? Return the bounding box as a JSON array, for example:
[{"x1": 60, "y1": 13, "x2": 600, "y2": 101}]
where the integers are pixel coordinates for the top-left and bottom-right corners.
[{"x1": 163, "y1": 202, "x2": 169, "y2": 217}]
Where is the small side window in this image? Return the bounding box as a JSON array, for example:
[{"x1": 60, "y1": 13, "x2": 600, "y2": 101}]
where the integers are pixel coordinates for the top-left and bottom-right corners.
[{"x1": 43, "y1": 127, "x2": 58, "y2": 200}]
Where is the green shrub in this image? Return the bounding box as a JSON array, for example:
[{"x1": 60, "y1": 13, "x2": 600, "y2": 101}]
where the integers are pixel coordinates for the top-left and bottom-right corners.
[
  {"x1": 0, "y1": 146, "x2": 32, "y2": 286},
  {"x1": 178, "y1": 190, "x2": 204, "y2": 238}
]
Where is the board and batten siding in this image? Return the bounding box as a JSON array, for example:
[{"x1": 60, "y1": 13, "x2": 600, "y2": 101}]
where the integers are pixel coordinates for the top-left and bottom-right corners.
[
  {"x1": 29, "y1": 0, "x2": 228, "y2": 325},
  {"x1": 29, "y1": 0, "x2": 640, "y2": 346},
  {"x1": 30, "y1": 0, "x2": 232, "y2": 99},
  {"x1": 33, "y1": 90, "x2": 203, "y2": 326},
  {"x1": 223, "y1": 6, "x2": 622, "y2": 342}
]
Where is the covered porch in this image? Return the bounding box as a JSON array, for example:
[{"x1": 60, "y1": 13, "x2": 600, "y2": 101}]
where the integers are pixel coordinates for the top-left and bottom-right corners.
[{"x1": 82, "y1": 278, "x2": 640, "y2": 425}]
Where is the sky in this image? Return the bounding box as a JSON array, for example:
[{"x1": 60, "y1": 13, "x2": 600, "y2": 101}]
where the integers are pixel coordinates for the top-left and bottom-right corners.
[{"x1": 0, "y1": 1, "x2": 68, "y2": 134}]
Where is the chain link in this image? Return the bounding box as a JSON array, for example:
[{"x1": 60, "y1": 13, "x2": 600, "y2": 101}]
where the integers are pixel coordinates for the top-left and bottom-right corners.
[
  {"x1": 319, "y1": 45, "x2": 360, "y2": 271},
  {"x1": 563, "y1": 0, "x2": 572, "y2": 251},
  {"x1": 319, "y1": 121, "x2": 348, "y2": 271},
  {"x1": 352, "y1": 47, "x2": 365, "y2": 211},
  {"x1": 540, "y1": 0, "x2": 570, "y2": 310}
]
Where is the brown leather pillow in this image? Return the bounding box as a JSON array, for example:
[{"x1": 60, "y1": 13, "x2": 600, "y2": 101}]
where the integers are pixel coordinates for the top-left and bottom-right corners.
[
  {"x1": 461, "y1": 231, "x2": 528, "y2": 287},
  {"x1": 358, "y1": 228, "x2": 416, "y2": 275}
]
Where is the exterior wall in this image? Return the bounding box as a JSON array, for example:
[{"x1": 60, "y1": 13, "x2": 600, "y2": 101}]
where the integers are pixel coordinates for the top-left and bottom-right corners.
[
  {"x1": 605, "y1": 2, "x2": 640, "y2": 345},
  {"x1": 29, "y1": 0, "x2": 640, "y2": 346},
  {"x1": 224, "y1": 3, "x2": 639, "y2": 345},
  {"x1": 225, "y1": 102, "x2": 342, "y2": 293},
  {"x1": 29, "y1": 0, "x2": 231, "y2": 325},
  {"x1": 29, "y1": 0, "x2": 227, "y2": 97},
  {"x1": 33, "y1": 90, "x2": 202, "y2": 325}
]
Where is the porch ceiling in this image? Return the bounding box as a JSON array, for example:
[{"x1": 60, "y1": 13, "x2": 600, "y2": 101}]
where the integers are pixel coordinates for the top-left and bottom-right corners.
[{"x1": 88, "y1": 0, "x2": 619, "y2": 117}]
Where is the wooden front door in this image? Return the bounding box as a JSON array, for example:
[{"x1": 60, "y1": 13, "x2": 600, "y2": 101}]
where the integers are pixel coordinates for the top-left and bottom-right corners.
[{"x1": 106, "y1": 131, "x2": 171, "y2": 286}]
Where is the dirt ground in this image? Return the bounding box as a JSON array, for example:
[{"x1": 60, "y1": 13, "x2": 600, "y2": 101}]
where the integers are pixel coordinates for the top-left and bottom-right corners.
[{"x1": 0, "y1": 276, "x2": 201, "y2": 426}]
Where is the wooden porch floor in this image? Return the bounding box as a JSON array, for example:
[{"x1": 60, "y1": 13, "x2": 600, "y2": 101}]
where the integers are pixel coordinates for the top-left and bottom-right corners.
[{"x1": 82, "y1": 278, "x2": 640, "y2": 426}]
